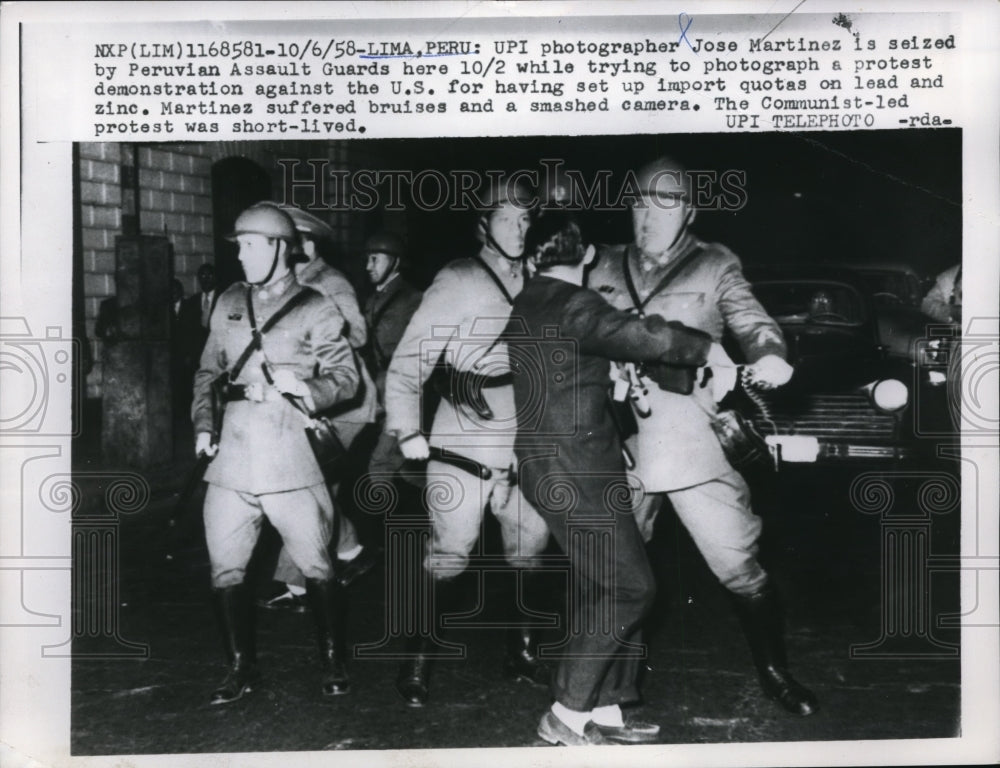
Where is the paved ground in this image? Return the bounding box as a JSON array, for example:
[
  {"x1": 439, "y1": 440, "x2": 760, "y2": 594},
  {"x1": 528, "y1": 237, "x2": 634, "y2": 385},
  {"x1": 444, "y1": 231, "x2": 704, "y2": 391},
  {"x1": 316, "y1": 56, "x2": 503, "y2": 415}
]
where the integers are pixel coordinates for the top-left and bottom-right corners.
[{"x1": 70, "y1": 440, "x2": 961, "y2": 756}]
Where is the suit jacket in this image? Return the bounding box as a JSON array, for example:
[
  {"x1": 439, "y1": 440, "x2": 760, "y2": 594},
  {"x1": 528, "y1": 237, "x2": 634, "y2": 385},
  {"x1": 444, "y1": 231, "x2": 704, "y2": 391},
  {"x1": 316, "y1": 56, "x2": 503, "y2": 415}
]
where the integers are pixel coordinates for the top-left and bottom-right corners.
[
  {"x1": 363, "y1": 273, "x2": 424, "y2": 398},
  {"x1": 385, "y1": 246, "x2": 523, "y2": 468},
  {"x1": 588, "y1": 235, "x2": 786, "y2": 490},
  {"x1": 192, "y1": 273, "x2": 359, "y2": 494},
  {"x1": 508, "y1": 275, "x2": 711, "y2": 505}
]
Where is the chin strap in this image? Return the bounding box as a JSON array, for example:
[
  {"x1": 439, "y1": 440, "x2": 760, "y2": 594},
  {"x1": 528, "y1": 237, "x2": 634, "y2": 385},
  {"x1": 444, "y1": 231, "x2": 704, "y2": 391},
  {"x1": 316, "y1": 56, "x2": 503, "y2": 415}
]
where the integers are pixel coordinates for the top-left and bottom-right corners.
[
  {"x1": 483, "y1": 227, "x2": 523, "y2": 265},
  {"x1": 251, "y1": 241, "x2": 282, "y2": 286}
]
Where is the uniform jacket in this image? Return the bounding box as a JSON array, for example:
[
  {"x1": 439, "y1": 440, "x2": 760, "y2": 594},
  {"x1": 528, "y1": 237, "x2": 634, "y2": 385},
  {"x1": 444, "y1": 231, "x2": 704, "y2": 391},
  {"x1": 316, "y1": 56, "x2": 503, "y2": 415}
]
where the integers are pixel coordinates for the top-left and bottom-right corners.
[
  {"x1": 192, "y1": 273, "x2": 360, "y2": 494},
  {"x1": 363, "y1": 272, "x2": 424, "y2": 398},
  {"x1": 296, "y1": 257, "x2": 368, "y2": 349},
  {"x1": 587, "y1": 235, "x2": 786, "y2": 490},
  {"x1": 296, "y1": 257, "x2": 378, "y2": 427},
  {"x1": 920, "y1": 263, "x2": 961, "y2": 323},
  {"x1": 385, "y1": 246, "x2": 524, "y2": 468},
  {"x1": 509, "y1": 275, "x2": 711, "y2": 504}
]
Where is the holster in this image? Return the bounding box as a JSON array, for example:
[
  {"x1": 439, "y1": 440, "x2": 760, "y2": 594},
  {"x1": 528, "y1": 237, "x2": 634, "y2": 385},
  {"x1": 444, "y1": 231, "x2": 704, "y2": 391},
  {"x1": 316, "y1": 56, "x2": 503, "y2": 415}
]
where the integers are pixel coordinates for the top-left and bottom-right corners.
[
  {"x1": 209, "y1": 373, "x2": 229, "y2": 445},
  {"x1": 430, "y1": 362, "x2": 511, "y2": 421}
]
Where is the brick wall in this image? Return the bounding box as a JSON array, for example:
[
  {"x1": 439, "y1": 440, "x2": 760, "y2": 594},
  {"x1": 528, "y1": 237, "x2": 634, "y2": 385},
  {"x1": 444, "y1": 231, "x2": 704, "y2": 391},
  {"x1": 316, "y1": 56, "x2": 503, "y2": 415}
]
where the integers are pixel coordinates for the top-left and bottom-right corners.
[
  {"x1": 80, "y1": 142, "x2": 214, "y2": 398},
  {"x1": 79, "y1": 140, "x2": 383, "y2": 400}
]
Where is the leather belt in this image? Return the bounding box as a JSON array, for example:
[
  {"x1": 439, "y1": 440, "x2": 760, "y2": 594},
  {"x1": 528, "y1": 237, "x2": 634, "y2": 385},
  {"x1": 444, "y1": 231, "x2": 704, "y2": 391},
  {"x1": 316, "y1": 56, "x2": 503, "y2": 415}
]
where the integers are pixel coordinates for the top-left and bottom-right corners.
[{"x1": 222, "y1": 382, "x2": 284, "y2": 403}]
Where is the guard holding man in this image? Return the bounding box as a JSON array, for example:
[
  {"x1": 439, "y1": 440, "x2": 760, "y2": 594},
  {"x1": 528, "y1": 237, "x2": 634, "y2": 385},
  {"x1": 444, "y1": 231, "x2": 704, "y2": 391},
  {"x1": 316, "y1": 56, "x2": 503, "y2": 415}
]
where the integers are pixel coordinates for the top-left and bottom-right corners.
[
  {"x1": 192, "y1": 203, "x2": 359, "y2": 704},
  {"x1": 509, "y1": 211, "x2": 712, "y2": 745},
  {"x1": 587, "y1": 157, "x2": 818, "y2": 716}
]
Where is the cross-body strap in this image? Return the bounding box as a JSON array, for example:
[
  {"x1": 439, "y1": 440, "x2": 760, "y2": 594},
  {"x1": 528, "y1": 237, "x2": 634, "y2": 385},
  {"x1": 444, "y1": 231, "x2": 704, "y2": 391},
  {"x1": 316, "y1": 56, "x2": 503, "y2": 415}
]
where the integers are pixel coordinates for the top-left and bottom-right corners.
[
  {"x1": 622, "y1": 244, "x2": 704, "y2": 316},
  {"x1": 226, "y1": 286, "x2": 312, "y2": 382},
  {"x1": 471, "y1": 253, "x2": 516, "y2": 306}
]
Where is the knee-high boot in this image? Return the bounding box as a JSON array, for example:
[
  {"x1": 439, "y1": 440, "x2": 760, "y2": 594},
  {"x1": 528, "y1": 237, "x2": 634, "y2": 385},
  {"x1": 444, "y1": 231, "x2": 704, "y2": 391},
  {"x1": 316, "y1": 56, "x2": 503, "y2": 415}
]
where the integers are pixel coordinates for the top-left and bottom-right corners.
[
  {"x1": 502, "y1": 571, "x2": 552, "y2": 688},
  {"x1": 395, "y1": 576, "x2": 463, "y2": 707},
  {"x1": 731, "y1": 584, "x2": 818, "y2": 716},
  {"x1": 305, "y1": 577, "x2": 351, "y2": 696},
  {"x1": 210, "y1": 582, "x2": 260, "y2": 705}
]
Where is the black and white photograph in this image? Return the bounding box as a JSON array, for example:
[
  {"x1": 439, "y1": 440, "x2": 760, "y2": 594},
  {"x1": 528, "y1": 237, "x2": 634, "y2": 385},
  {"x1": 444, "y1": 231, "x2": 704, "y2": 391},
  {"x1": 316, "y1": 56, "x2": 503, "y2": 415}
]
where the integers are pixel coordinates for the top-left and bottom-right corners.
[{"x1": 1, "y1": 3, "x2": 998, "y2": 768}]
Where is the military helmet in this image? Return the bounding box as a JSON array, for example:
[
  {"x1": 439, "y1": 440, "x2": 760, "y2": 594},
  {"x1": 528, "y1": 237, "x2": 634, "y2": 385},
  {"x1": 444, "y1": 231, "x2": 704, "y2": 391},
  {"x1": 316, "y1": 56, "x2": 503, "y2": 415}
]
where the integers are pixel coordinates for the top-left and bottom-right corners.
[
  {"x1": 634, "y1": 156, "x2": 692, "y2": 203},
  {"x1": 477, "y1": 174, "x2": 535, "y2": 212},
  {"x1": 364, "y1": 232, "x2": 406, "y2": 260},
  {"x1": 226, "y1": 203, "x2": 298, "y2": 242},
  {"x1": 259, "y1": 202, "x2": 335, "y2": 242}
]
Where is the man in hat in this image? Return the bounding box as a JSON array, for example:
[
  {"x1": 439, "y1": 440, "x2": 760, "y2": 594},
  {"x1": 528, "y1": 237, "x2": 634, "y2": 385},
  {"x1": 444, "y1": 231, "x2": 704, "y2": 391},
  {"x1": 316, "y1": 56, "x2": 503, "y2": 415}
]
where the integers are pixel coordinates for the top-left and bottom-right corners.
[
  {"x1": 362, "y1": 231, "x2": 424, "y2": 479},
  {"x1": 384, "y1": 176, "x2": 552, "y2": 707},
  {"x1": 587, "y1": 157, "x2": 817, "y2": 717},
  {"x1": 192, "y1": 203, "x2": 359, "y2": 704}
]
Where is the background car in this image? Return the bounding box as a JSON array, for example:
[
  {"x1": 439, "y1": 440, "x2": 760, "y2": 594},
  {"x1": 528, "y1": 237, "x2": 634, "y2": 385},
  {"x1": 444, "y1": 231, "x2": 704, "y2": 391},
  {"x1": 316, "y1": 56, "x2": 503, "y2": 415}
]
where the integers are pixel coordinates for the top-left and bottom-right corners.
[{"x1": 725, "y1": 265, "x2": 948, "y2": 465}]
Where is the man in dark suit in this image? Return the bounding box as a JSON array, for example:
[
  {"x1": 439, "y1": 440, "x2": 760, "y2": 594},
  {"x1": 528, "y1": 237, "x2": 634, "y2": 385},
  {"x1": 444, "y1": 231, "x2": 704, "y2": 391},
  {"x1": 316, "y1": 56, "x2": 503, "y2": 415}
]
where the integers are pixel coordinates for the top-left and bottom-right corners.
[{"x1": 507, "y1": 211, "x2": 711, "y2": 745}]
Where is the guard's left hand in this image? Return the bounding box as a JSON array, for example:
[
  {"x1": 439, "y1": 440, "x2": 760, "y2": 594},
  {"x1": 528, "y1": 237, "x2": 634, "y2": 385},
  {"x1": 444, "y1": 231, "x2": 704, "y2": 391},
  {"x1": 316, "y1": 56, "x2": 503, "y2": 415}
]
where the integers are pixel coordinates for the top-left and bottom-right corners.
[
  {"x1": 747, "y1": 355, "x2": 794, "y2": 389},
  {"x1": 270, "y1": 369, "x2": 310, "y2": 397}
]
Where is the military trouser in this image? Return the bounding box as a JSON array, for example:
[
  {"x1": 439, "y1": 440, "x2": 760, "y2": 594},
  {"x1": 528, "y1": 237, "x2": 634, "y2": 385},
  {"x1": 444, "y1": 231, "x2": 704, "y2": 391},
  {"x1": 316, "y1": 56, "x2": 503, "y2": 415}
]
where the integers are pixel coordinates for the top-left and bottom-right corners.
[
  {"x1": 633, "y1": 468, "x2": 768, "y2": 596},
  {"x1": 204, "y1": 483, "x2": 334, "y2": 588},
  {"x1": 423, "y1": 458, "x2": 550, "y2": 578}
]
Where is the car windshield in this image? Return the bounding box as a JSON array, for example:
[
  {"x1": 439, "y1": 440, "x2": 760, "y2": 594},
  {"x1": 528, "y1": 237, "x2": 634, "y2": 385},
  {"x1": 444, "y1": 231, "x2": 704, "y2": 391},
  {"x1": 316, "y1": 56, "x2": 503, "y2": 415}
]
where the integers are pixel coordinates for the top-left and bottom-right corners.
[
  {"x1": 856, "y1": 270, "x2": 921, "y2": 306},
  {"x1": 753, "y1": 281, "x2": 866, "y2": 325}
]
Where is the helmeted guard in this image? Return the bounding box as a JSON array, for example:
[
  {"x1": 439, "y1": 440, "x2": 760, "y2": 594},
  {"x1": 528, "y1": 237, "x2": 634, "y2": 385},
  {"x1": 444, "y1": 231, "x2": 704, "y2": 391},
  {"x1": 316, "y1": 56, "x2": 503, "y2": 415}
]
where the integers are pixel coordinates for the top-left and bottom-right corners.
[
  {"x1": 384, "y1": 177, "x2": 552, "y2": 706},
  {"x1": 586, "y1": 157, "x2": 818, "y2": 716},
  {"x1": 253, "y1": 202, "x2": 380, "y2": 593},
  {"x1": 192, "y1": 203, "x2": 359, "y2": 703}
]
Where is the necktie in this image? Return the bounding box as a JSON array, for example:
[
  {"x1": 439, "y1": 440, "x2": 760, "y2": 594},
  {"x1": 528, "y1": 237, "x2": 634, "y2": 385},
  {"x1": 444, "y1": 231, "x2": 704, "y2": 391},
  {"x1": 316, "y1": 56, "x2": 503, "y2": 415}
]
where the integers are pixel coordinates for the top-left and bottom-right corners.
[{"x1": 201, "y1": 293, "x2": 211, "y2": 327}]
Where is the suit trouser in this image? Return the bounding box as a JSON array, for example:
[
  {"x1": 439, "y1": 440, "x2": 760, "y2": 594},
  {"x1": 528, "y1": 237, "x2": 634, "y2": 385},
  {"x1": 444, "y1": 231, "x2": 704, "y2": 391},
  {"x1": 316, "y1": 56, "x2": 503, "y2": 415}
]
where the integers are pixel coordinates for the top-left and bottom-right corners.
[
  {"x1": 525, "y1": 472, "x2": 656, "y2": 712},
  {"x1": 423, "y1": 459, "x2": 550, "y2": 578},
  {"x1": 633, "y1": 468, "x2": 768, "y2": 596},
  {"x1": 204, "y1": 483, "x2": 334, "y2": 588},
  {"x1": 273, "y1": 421, "x2": 369, "y2": 587}
]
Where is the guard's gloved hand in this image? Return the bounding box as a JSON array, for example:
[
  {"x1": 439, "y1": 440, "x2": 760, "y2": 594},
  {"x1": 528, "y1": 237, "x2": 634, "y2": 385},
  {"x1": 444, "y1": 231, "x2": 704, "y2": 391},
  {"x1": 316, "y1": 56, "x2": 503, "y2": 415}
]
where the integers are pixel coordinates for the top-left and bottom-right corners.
[
  {"x1": 399, "y1": 433, "x2": 430, "y2": 461},
  {"x1": 702, "y1": 343, "x2": 738, "y2": 402},
  {"x1": 195, "y1": 431, "x2": 218, "y2": 458},
  {"x1": 645, "y1": 363, "x2": 697, "y2": 395},
  {"x1": 746, "y1": 354, "x2": 794, "y2": 390},
  {"x1": 270, "y1": 368, "x2": 310, "y2": 397}
]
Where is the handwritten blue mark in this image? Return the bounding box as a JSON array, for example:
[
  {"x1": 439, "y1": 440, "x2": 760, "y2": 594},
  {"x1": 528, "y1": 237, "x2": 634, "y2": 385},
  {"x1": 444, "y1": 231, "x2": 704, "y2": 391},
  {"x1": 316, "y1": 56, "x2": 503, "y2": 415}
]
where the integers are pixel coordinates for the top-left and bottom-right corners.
[{"x1": 678, "y1": 13, "x2": 695, "y2": 52}]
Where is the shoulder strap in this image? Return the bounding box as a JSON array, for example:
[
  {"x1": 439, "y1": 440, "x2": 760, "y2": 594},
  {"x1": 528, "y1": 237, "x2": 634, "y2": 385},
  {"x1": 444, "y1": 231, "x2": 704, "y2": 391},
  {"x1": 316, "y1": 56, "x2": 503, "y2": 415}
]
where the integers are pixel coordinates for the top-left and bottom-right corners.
[
  {"x1": 623, "y1": 244, "x2": 704, "y2": 316},
  {"x1": 227, "y1": 286, "x2": 312, "y2": 381},
  {"x1": 471, "y1": 253, "x2": 516, "y2": 306}
]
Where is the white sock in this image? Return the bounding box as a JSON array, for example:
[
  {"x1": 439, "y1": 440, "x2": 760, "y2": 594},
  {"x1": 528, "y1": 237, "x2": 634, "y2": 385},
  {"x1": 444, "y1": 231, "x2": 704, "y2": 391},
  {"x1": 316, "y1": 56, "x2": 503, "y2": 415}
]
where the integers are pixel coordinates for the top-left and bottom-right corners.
[
  {"x1": 551, "y1": 702, "x2": 591, "y2": 735},
  {"x1": 590, "y1": 704, "x2": 624, "y2": 727},
  {"x1": 337, "y1": 544, "x2": 363, "y2": 562},
  {"x1": 286, "y1": 583, "x2": 306, "y2": 596}
]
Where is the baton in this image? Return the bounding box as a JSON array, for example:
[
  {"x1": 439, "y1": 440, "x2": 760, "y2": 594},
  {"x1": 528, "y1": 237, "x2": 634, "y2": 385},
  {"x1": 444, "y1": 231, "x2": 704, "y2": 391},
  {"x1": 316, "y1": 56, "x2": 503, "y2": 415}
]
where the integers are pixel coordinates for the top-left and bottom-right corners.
[
  {"x1": 427, "y1": 445, "x2": 494, "y2": 481},
  {"x1": 165, "y1": 451, "x2": 212, "y2": 560}
]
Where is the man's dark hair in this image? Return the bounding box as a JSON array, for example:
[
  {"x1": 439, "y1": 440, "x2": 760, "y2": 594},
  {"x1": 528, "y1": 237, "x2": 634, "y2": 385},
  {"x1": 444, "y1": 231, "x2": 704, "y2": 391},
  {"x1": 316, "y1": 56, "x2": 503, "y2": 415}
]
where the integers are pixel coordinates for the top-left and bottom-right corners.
[{"x1": 525, "y1": 211, "x2": 586, "y2": 269}]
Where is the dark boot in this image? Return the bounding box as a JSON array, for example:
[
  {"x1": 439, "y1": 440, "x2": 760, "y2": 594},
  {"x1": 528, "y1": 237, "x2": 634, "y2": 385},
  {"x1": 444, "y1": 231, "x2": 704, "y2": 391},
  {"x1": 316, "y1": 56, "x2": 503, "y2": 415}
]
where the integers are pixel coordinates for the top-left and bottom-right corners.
[
  {"x1": 210, "y1": 583, "x2": 260, "y2": 705},
  {"x1": 394, "y1": 576, "x2": 462, "y2": 707},
  {"x1": 305, "y1": 577, "x2": 351, "y2": 696},
  {"x1": 503, "y1": 626, "x2": 551, "y2": 687},
  {"x1": 731, "y1": 585, "x2": 819, "y2": 716}
]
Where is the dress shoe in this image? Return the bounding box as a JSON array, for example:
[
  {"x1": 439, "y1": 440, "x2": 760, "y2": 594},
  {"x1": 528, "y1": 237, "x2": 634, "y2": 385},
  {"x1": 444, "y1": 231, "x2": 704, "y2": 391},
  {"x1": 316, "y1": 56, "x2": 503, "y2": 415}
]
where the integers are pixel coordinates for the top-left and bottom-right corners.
[
  {"x1": 594, "y1": 718, "x2": 661, "y2": 744},
  {"x1": 335, "y1": 546, "x2": 379, "y2": 588},
  {"x1": 257, "y1": 586, "x2": 307, "y2": 613},
  {"x1": 537, "y1": 711, "x2": 608, "y2": 746}
]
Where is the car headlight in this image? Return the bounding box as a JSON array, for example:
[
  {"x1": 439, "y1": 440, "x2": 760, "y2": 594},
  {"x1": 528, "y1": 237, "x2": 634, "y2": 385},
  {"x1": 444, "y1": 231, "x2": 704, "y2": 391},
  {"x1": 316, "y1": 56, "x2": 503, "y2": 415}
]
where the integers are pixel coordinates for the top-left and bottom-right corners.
[{"x1": 870, "y1": 378, "x2": 909, "y2": 412}]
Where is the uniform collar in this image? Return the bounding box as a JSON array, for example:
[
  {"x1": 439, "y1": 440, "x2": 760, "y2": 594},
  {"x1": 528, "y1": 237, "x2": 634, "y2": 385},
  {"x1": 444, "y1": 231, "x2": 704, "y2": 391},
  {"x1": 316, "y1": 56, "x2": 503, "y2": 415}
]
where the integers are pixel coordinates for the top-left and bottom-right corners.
[
  {"x1": 375, "y1": 271, "x2": 400, "y2": 293},
  {"x1": 633, "y1": 230, "x2": 697, "y2": 274},
  {"x1": 253, "y1": 271, "x2": 297, "y2": 302},
  {"x1": 479, "y1": 244, "x2": 522, "y2": 280}
]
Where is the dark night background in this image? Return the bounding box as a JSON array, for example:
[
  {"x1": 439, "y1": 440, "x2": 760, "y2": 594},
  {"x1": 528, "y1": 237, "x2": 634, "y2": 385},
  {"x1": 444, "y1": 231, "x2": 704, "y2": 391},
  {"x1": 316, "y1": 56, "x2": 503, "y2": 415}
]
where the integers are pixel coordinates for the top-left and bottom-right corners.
[{"x1": 359, "y1": 129, "x2": 960, "y2": 289}]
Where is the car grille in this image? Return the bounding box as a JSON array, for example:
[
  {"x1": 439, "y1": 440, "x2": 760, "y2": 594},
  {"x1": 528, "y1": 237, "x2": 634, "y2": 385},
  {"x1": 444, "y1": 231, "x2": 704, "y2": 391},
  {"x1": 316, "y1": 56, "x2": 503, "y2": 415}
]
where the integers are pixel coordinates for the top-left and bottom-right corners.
[{"x1": 750, "y1": 393, "x2": 899, "y2": 444}]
